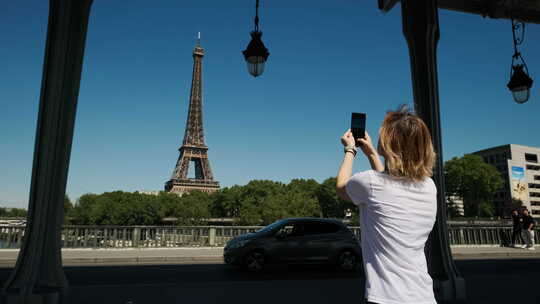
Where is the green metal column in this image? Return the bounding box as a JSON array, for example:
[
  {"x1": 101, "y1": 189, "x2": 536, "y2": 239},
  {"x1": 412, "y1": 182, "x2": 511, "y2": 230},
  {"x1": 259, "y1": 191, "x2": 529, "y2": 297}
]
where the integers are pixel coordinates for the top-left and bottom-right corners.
[
  {"x1": 1, "y1": 0, "x2": 93, "y2": 303},
  {"x1": 400, "y1": 0, "x2": 466, "y2": 302}
]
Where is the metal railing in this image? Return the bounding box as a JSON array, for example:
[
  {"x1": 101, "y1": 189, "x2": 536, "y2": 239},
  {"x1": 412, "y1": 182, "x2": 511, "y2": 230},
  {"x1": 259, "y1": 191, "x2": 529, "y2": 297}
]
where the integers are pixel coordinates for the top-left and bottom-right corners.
[
  {"x1": 59, "y1": 226, "x2": 263, "y2": 248},
  {"x1": 446, "y1": 224, "x2": 539, "y2": 246},
  {"x1": 0, "y1": 224, "x2": 537, "y2": 249},
  {"x1": 0, "y1": 226, "x2": 25, "y2": 249}
]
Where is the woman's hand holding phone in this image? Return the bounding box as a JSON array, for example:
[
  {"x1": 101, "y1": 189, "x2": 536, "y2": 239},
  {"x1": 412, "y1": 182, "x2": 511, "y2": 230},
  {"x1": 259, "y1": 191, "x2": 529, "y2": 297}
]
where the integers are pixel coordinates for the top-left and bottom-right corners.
[
  {"x1": 357, "y1": 131, "x2": 377, "y2": 157},
  {"x1": 340, "y1": 129, "x2": 356, "y2": 147},
  {"x1": 358, "y1": 131, "x2": 384, "y2": 172},
  {"x1": 340, "y1": 129, "x2": 384, "y2": 172},
  {"x1": 341, "y1": 129, "x2": 376, "y2": 156}
]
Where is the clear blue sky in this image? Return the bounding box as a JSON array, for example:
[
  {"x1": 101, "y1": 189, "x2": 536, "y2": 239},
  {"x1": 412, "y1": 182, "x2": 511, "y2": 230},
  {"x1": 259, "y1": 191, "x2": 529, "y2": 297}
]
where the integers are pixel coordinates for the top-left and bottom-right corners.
[{"x1": 1, "y1": 1, "x2": 539, "y2": 208}]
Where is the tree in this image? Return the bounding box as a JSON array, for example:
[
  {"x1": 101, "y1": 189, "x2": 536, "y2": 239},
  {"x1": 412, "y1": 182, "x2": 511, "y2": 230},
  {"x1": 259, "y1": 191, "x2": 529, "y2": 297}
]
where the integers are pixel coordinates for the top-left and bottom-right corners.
[
  {"x1": 257, "y1": 191, "x2": 322, "y2": 225},
  {"x1": 66, "y1": 176, "x2": 363, "y2": 226},
  {"x1": 444, "y1": 154, "x2": 503, "y2": 217},
  {"x1": 284, "y1": 191, "x2": 321, "y2": 219},
  {"x1": 316, "y1": 177, "x2": 358, "y2": 221},
  {"x1": 156, "y1": 191, "x2": 180, "y2": 219},
  {"x1": 70, "y1": 191, "x2": 173, "y2": 225},
  {"x1": 209, "y1": 186, "x2": 244, "y2": 218},
  {"x1": 63, "y1": 195, "x2": 74, "y2": 224},
  {"x1": 287, "y1": 179, "x2": 319, "y2": 197},
  {"x1": 242, "y1": 180, "x2": 286, "y2": 199},
  {"x1": 0, "y1": 208, "x2": 27, "y2": 218},
  {"x1": 71, "y1": 194, "x2": 101, "y2": 225},
  {"x1": 237, "y1": 196, "x2": 262, "y2": 225},
  {"x1": 259, "y1": 194, "x2": 287, "y2": 225},
  {"x1": 233, "y1": 180, "x2": 285, "y2": 225},
  {"x1": 478, "y1": 201, "x2": 495, "y2": 218},
  {"x1": 172, "y1": 191, "x2": 211, "y2": 225}
]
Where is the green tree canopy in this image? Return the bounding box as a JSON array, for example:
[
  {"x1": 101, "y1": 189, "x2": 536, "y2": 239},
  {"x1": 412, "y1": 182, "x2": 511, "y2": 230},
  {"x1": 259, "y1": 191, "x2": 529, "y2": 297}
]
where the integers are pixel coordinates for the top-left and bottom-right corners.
[
  {"x1": 209, "y1": 185, "x2": 244, "y2": 218},
  {"x1": 444, "y1": 154, "x2": 503, "y2": 217},
  {"x1": 316, "y1": 177, "x2": 358, "y2": 220},
  {"x1": 64, "y1": 195, "x2": 73, "y2": 215},
  {"x1": 172, "y1": 191, "x2": 211, "y2": 225},
  {"x1": 67, "y1": 177, "x2": 362, "y2": 226},
  {"x1": 0, "y1": 207, "x2": 27, "y2": 218},
  {"x1": 70, "y1": 192, "x2": 162, "y2": 225},
  {"x1": 287, "y1": 178, "x2": 319, "y2": 197}
]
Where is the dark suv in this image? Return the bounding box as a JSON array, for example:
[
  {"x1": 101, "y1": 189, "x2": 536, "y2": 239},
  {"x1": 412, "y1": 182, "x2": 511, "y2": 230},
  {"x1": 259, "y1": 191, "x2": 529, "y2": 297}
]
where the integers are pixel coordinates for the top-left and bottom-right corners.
[{"x1": 223, "y1": 218, "x2": 362, "y2": 272}]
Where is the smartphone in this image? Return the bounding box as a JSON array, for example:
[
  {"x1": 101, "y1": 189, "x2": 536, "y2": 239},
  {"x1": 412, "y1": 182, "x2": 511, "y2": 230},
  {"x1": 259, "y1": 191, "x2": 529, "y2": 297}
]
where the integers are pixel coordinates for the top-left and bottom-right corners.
[{"x1": 351, "y1": 112, "x2": 366, "y2": 146}]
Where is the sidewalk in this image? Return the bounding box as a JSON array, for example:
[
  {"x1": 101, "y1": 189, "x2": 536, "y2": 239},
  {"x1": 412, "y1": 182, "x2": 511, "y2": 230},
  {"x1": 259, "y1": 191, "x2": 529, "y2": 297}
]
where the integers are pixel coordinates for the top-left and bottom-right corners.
[
  {"x1": 0, "y1": 246, "x2": 537, "y2": 267},
  {"x1": 451, "y1": 245, "x2": 539, "y2": 259},
  {"x1": 0, "y1": 247, "x2": 224, "y2": 267}
]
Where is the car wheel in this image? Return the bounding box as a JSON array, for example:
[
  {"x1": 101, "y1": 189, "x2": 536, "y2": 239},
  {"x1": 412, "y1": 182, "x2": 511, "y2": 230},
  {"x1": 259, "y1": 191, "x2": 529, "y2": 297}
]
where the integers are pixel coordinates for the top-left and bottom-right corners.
[
  {"x1": 244, "y1": 250, "x2": 265, "y2": 272},
  {"x1": 337, "y1": 250, "x2": 358, "y2": 271}
]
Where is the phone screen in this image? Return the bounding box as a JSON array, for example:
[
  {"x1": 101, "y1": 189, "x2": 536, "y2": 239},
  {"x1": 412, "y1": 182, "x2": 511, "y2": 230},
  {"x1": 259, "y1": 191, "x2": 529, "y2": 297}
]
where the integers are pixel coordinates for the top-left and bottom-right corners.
[{"x1": 351, "y1": 112, "x2": 366, "y2": 145}]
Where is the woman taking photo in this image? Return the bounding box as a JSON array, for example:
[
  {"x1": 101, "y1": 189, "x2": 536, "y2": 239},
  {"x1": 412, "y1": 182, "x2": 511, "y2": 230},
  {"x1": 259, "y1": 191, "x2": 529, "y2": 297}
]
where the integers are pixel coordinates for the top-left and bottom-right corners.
[{"x1": 336, "y1": 105, "x2": 437, "y2": 304}]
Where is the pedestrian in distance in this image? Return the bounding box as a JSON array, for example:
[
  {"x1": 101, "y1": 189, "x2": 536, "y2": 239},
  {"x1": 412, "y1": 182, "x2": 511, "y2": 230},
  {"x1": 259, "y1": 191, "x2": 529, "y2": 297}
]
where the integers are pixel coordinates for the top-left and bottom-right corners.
[
  {"x1": 511, "y1": 209, "x2": 524, "y2": 248},
  {"x1": 336, "y1": 105, "x2": 438, "y2": 304},
  {"x1": 521, "y1": 209, "x2": 536, "y2": 250}
]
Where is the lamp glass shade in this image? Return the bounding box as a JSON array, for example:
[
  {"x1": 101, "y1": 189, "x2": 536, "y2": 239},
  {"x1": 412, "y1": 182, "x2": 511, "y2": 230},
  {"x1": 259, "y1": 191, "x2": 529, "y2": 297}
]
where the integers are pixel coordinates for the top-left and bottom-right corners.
[
  {"x1": 507, "y1": 64, "x2": 533, "y2": 104},
  {"x1": 511, "y1": 86, "x2": 530, "y2": 104},
  {"x1": 243, "y1": 31, "x2": 270, "y2": 77},
  {"x1": 246, "y1": 60, "x2": 266, "y2": 77}
]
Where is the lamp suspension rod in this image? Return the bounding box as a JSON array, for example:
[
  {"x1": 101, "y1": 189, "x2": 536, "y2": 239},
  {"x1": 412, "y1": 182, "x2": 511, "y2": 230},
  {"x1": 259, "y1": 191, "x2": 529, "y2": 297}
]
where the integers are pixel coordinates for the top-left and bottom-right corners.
[
  {"x1": 508, "y1": 0, "x2": 531, "y2": 76},
  {"x1": 254, "y1": 0, "x2": 260, "y2": 32},
  {"x1": 509, "y1": 0, "x2": 526, "y2": 58}
]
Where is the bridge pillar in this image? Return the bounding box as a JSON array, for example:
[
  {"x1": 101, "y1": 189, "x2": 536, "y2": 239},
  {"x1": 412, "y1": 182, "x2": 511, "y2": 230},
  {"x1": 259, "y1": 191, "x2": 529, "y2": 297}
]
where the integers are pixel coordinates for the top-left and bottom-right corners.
[
  {"x1": 209, "y1": 228, "x2": 216, "y2": 246},
  {"x1": 1, "y1": 0, "x2": 93, "y2": 303},
  {"x1": 400, "y1": 0, "x2": 466, "y2": 302}
]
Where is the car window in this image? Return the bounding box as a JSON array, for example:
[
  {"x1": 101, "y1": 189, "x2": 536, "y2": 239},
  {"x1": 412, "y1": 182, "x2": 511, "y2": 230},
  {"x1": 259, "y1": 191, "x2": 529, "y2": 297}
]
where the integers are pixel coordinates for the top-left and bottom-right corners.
[
  {"x1": 276, "y1": 223, "x2": 304, "y2": 236},
  {"x1": 258, "y1": 220, "x2": 287, "y2": 233},
  {"x1": 303, "y1": 222, "x2": 341, "y2": 235},
  {"x1": 276, "y1": 224, "x2": 294, "y2": 236},
  {"x1": 290, "y1": 223, "x2": 305, "y2": 236}
]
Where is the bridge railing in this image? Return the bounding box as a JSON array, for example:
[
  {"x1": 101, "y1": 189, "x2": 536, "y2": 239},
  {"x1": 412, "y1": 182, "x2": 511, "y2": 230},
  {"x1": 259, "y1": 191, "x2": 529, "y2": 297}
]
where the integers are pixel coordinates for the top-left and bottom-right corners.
[
  {"x1": 0, "y1": 224, "x2": 537, "y2": 248},
  {"x1": 58, "y1": 226, "x2": 263, "y2": 248},
  {"x1": 0, "y1": 226, "x2": 25, "y2": 249},
  {"x1": 446, "y1": 224, "x2": 539, "y2": 246}
]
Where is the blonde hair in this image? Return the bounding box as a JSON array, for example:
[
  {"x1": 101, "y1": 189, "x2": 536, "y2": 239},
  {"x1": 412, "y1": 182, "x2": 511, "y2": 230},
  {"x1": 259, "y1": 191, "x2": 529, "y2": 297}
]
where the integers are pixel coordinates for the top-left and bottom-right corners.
[{"x1": 377, "y1": 105, "x2": 436, "y2": 182}]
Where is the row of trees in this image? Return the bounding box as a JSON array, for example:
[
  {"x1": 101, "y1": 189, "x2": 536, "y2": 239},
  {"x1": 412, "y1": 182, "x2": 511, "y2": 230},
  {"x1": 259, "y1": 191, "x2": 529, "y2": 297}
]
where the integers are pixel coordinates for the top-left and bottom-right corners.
[
  {"x1": 0, "y1": 207, "x2": 28, "y2": 218},
  {"x1": 65, "y1": 178, "x2": 357, "y2": 226},
  {"x1": 5, "y1": 154, "x2": 508, "y2": 225}
]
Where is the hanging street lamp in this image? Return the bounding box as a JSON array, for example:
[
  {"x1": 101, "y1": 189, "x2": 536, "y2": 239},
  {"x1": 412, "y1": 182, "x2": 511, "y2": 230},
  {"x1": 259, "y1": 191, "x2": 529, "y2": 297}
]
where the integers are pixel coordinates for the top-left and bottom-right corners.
[
  {"x1": 507, "y1": 14, "x2": 533, "y2": 104},
  {"x1": 242, "y1": 0, "x2": 270, "y2": 77},
  {"x1": 508, "y1": 64, "x2": 533, "y2": 103}
]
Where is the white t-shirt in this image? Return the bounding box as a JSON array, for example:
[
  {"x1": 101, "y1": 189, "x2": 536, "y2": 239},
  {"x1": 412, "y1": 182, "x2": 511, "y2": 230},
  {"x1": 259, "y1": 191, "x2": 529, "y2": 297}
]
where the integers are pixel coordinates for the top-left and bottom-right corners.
[{"x1": 346, "y1": 170, "x2": 437, "y2": 304}]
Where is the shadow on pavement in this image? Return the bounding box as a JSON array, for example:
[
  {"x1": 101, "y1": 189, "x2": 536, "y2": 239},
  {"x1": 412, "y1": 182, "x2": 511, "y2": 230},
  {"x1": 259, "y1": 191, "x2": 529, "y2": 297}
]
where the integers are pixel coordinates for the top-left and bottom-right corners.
[{"x1": 0, "y1": 259, "x2": 539, "y2": 304}]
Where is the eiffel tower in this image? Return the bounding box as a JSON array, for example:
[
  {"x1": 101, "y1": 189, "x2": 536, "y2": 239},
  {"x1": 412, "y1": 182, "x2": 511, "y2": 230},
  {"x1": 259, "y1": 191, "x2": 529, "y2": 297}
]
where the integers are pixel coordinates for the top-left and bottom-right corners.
[{"x1": 165, "y1": 36, "x2": 220, "y2": 195}]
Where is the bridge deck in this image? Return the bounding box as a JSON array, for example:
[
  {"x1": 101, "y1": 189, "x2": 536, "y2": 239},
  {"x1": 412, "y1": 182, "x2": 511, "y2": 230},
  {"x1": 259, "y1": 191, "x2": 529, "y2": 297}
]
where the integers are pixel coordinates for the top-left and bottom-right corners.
[{"x1": 0, "y1": 246, "x2": 538, "y2": 267}]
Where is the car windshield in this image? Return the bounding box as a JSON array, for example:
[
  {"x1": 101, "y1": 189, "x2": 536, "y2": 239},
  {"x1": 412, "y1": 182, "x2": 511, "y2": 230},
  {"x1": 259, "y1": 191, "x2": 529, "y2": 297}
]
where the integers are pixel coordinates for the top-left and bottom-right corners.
[{"x1": 256, "y1": 219, "x2": 288, "y2": 233}]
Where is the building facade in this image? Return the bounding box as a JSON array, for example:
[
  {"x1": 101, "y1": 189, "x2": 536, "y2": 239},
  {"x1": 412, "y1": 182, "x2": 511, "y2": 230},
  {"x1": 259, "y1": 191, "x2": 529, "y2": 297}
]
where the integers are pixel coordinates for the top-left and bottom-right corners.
[
  {"x1": 447, "y1": 195, "x2": 465, "y2": 217},
  {"x1": 137, "y1": 190, "x2": 160, "y2": 196},
  {"x1": 473, "y1": 144, "x2": 540, "y2": 218}
]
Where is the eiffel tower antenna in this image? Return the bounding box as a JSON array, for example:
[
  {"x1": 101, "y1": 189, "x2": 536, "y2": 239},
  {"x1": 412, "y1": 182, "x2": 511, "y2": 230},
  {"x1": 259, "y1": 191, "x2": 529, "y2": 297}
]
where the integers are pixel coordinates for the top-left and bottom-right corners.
[{"x1": 165, "y1": 39, "x2": 220, "y2": 195}]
